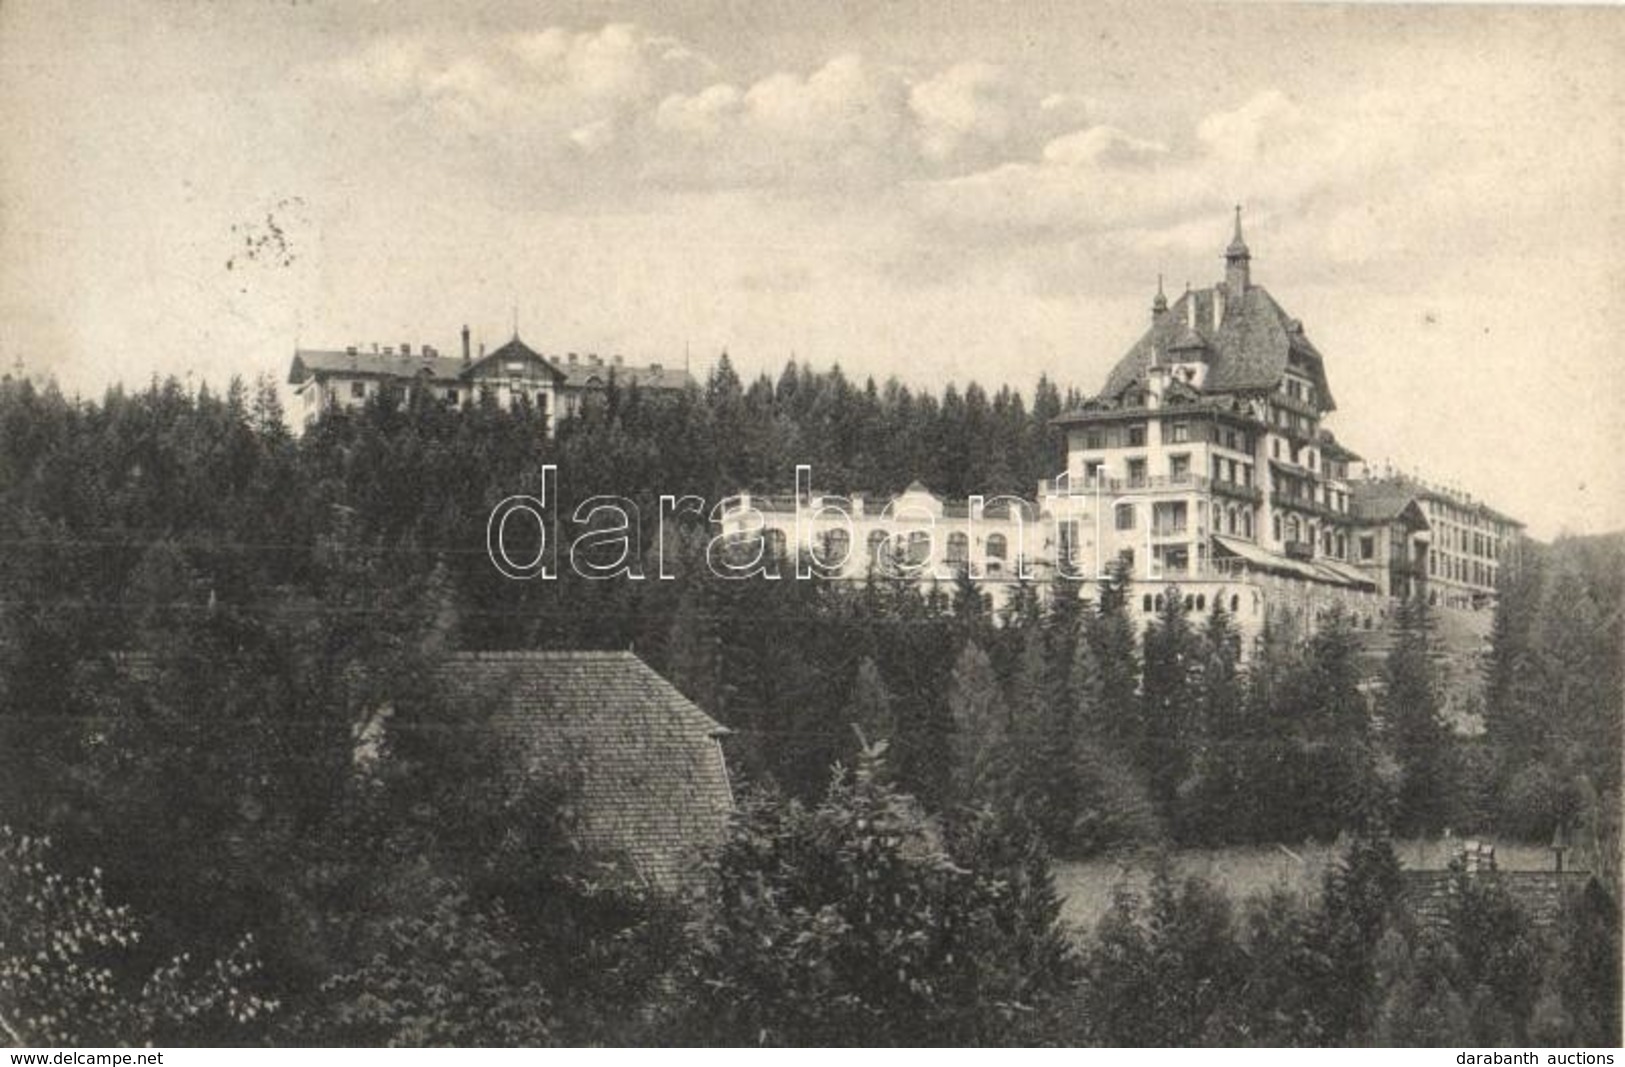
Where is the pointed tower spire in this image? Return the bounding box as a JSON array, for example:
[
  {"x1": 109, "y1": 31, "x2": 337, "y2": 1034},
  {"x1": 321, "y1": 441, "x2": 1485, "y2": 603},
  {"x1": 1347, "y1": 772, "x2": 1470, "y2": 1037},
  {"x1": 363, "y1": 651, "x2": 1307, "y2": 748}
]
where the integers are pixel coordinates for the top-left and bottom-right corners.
[
  {"x1": 1225, "y1": 204, "x2": 1251, "y2": 292},
  {"x1": 1152, "y1": 273, "x2": 1168, "y2": 317}
]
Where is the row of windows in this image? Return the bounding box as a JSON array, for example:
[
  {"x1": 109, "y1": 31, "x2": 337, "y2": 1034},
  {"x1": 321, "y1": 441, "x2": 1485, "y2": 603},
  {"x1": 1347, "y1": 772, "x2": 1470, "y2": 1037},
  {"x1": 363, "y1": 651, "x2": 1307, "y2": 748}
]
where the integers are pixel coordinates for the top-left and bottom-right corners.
[
  {"x1": 1429, "y1": 549, "x2": 1498, "y2": 588},
  {"x1": 1268, "y1": 512, "x2": 1352, "y2": 560},
  {"x1": 765, "y1": 529, "x2": 1015, "y2": 566},
  {"x1": 1274, "y1": 472, "x2": 1348, "y2": 514},
  {"x1": 1271, "y1": 405, "x2": 1315, "y2": 437},
  {"x1": 1081, "y1": 421, "x2": 1257, "y2": 453},
  {"x1": 1431, "y1": 524, "x2": 1504, "y2": 560},
  {"x1": 1210, "y1": 455, "x2": 1256, "y2": 489},
  {"x1": 338, "y1": 380, "x2": 551, "y2": 412},
  {"x1": 1425, "y1": 498, "x2": 1515, "y2": 536},
  {"x1": 1142, "y1": 591, "x2": 1240, "y2": 615}
]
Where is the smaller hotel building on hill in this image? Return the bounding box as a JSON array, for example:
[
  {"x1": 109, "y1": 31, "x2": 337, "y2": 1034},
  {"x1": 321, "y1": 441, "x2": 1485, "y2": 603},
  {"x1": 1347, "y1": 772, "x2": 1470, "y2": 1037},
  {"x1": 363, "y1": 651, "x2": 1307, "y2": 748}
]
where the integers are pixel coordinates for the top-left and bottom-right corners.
[
  {"x1": 718, "y1": 211, "x2": 1523, "y2": 642},
  {"x1": 288, "y1": 328, "x2": 692, "y2": 434}
]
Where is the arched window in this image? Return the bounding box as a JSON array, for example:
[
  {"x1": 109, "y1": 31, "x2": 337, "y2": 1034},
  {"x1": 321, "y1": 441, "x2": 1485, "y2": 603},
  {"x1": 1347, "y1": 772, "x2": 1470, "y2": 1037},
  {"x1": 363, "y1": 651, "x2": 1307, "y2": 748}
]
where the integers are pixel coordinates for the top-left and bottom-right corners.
[
  {"x1": 1243, "y1": 510, "x2": 1253, "y2": 538},
  {"x1": 1230, "y1": 594, "x2": 1240, "y2": 613},
  {"x1": 986, "y1": 533, "x2": 1008, "y2": 560},
  {"x1": 1273, "y1": 514, "x2": 1283, "y2": 541},
  {"x1": 1143, "y1": 594, "x2": 1154, "y2": 613},
  {"x1": 1184, "y1": 594, "x2": 1194, "y2": 610},
  {"x1": 819, "y1": 528, "x2": 851, "y2": 569},
  {"x1": 1196, "y1": 594, "x2": 1206, "y2": 611},
  {"x1": 867, "y1": 529, "x2": 889, "y2": 563},
  {"x1": 1286, "y1": 516, "x2": 1301, "y2": 543},
  {"x1": 946, "y1": 532, "x2": 969, "y2": 564},
  {"x1": 905, "y1": 530, "x2": 931, "y2": 566},
  {"x1": 1154, "y1": 594, "x2": 1165, "y2": 611}
]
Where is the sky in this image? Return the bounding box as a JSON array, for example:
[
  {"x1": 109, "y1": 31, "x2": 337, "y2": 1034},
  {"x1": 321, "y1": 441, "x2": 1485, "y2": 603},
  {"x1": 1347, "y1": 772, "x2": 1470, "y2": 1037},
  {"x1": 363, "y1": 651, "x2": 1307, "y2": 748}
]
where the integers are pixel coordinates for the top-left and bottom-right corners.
[{"x1": 1, "y1": 0, "x2": 1621, "y2": 538}]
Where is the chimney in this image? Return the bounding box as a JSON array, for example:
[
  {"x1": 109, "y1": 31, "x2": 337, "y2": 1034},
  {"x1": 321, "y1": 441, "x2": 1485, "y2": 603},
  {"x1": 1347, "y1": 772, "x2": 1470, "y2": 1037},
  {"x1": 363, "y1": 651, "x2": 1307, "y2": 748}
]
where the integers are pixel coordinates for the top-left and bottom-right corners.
[
  {"x1": 461, "y1": 324, "x2": 471, "y2": 364},
  {"x1": 345, "y1": 345, "x2": 357, "y2": 355},
  {"x1": 650, "y1": 362, "x2": 662, "y2": 374},
  {"x1": 612, "y1": 354, "x2": 623, "y2": 367},
  {"x1": 383, "y1": 346, "x2": 394, "y2": 356},
  {"x1": 480, "y1": 342, "x2": 486, "y2": 358},
  {"x1": 401, "y1": 343, "x2": 411, "y2": 357},
  {"x1": 567, "y1": 353, "x2": 578, "y2": 364}
]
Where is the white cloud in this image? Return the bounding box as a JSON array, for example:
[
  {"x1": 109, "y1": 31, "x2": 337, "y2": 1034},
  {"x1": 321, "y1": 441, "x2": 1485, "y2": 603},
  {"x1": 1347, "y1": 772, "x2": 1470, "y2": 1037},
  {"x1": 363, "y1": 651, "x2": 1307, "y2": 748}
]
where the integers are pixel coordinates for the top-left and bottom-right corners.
[
  {"x1": 569, "y1": 117, "x2": 617, "y2": 152},
  {"x1": 1195, "y1": 88, "x2": 1308, "y2": 163},
  {"x1": 1040, "y1": 126, "x2": 1167, "y2": 168},
  {"x1": 654, "y1": 83, "x2": 742, "y2": 140},
  {"x1": 908, "y1": 61, "x2": 1018, "y2": 161},
  {"x1": 742, "y1": 54, "x2": 910, "y2": 148}
]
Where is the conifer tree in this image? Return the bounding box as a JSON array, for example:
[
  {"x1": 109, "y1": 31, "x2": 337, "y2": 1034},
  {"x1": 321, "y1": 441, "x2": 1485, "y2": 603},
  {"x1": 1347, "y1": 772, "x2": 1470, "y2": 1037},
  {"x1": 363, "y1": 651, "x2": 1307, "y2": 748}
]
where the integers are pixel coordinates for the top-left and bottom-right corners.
[
  {"x1": 1383, "y1": 594, "x2": 1455, "y2": 836},
  {"x1": 947, "y1": 640, "x2": 1010, "y2": 807},
  {"x1": 847, "y1": 656, "x2": 896, "y2": 747},
  {"x1": 1140, "y1": 585, "x2": 1203, "y2": 815}
]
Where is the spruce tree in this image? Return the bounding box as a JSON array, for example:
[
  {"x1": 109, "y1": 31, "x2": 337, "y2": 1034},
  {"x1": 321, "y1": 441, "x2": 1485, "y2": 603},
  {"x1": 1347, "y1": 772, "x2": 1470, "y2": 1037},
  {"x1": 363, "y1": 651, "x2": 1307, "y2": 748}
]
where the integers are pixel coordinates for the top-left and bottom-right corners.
[
  {"x1": 947, "y1": 640, "x2": 1010, "y2": 807},
  {"x1": 1382, "y1": 594, "x2": 1455, "y2": 837}
]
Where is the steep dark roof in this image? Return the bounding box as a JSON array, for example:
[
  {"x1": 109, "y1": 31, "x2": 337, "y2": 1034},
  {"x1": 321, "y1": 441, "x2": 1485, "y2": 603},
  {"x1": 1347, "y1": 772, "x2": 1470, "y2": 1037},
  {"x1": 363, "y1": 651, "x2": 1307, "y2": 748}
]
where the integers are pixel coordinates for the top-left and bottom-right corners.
[
  {"x1": 435, "y1": 650, "x2": 732, "y2": 892},
  {"x1": 1357, "y1": 474, "x2": 1525, "y2": 530},
  {"x1": 555, "y1": 360, "x2": 695, "y2": 391},
  {"x1": 288, "y1": 349, "x2": 466, "y2": 385},
  {"x1": 1351, "y1": 479, "x2": 1432, "y2": 527},
  {"x1": 465, "y1": 336, "x2": 567, "y2": 382},
  {"x1": 1099, "y1": 285, "x2": 1335, "y2": 409}
]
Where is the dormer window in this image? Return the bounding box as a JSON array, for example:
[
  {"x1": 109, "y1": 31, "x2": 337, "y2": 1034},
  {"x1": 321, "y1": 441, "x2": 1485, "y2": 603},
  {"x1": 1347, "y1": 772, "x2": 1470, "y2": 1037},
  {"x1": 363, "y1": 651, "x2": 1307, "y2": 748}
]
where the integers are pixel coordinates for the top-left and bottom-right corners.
[{"x1": 1127, "y1": 424, "x2": 1147, "y2": 447}]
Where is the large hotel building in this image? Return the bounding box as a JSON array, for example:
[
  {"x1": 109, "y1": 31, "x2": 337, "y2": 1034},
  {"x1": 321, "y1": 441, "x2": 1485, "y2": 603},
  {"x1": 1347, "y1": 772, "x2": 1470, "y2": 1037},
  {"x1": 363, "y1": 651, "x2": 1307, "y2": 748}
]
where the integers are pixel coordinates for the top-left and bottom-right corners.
[{"x1": 718, "y1": 212, "x2": 1523, "y2": 639}]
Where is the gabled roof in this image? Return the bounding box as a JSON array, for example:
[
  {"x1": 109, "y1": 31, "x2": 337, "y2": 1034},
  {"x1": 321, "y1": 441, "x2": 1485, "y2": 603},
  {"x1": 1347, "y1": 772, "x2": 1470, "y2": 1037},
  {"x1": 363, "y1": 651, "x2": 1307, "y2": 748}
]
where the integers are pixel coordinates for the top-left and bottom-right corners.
[
  {"x1": 1351, "y1": 479, "x2": 1432, "y2": 528},
  {"x1": 465, "y1": 336, "x2": 568, "y2": 382},
  {"x1": 1099, "y1": 284, "x2": 1336, "y2": 410},
  {"x1": 435, "y1": 650, "x2": 732, "y2": 892}
]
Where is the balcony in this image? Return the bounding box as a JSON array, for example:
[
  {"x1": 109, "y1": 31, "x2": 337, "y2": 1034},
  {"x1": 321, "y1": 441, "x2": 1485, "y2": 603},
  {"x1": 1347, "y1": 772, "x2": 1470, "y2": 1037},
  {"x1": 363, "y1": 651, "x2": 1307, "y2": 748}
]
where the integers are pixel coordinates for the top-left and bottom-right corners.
[
  {"x1": 1270, "y1": 491, "x2": 1344, "y2": 522},
  {"x1": 1285, "y1": 539, "x2": 1315, "y2": 561},
  {"x1": 1211, "y1": 479, "x2": 1263, "y2": 504},
  {"x1": 1271, "y1": 391, "x2": 1321, "y2": 419}
]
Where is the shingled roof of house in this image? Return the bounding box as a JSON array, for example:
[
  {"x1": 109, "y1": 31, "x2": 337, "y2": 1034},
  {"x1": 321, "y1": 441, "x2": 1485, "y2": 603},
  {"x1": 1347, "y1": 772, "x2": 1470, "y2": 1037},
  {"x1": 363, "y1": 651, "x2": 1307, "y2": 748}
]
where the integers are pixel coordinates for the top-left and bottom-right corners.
[
  {"x1": 288, "y1": 349, "x2": 468, "y2": 385},
  {"x1": 554, "y1": 360, "x2": 695, "y2": 391},
  {"x1": 435, "y1": 650, "x2": 733, "y2": 893},
  {"x1": 1100, "y1": 284, "x2": 1335, "y2": 409},
  {"x1": 1351, "y1": 478, "x2": 1433, "y2": 526}
]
